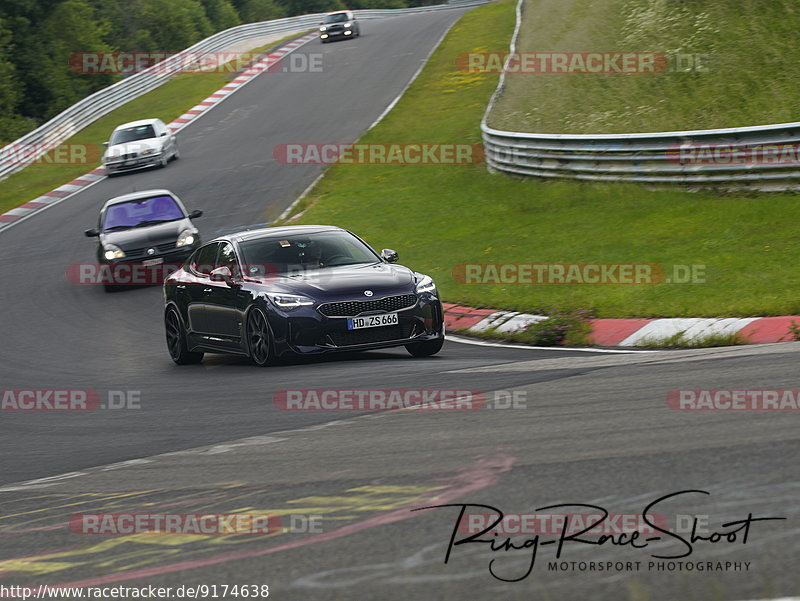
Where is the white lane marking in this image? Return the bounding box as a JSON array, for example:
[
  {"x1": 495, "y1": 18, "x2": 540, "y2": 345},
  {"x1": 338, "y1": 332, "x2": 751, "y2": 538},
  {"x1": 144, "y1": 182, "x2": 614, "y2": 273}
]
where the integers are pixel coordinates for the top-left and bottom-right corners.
[
  {"x1": 0, "y1": 414, "x2": 380, "y2": 492},
  {"x1": 446, "y1": 334, "x2": 656, "y2": 354},
  {"x1": 0, "y1": 471, "x2": 87, "y2": 492},
  {"x1": 367, "y1": 18, "x2": 458, "y2": 131},
  {"x1": 736, "y1": 598, "x2": 800, "y2": 601}
]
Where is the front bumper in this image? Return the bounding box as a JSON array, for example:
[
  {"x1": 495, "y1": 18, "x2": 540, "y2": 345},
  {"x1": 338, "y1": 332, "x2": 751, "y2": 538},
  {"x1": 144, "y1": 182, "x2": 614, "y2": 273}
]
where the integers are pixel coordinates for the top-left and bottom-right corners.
[
  {"x1": 99, "y1": 246, "x2": 196, "y2": 285},
  {"x1": 104, "y1": 154, "x2": 162, "y2": 173},
  {"x1": 268, "y1": 294, "x2": 444, "y2": 356},
  {"x1": 320, "y1": 29, "x2": 354, "y2": 41}
]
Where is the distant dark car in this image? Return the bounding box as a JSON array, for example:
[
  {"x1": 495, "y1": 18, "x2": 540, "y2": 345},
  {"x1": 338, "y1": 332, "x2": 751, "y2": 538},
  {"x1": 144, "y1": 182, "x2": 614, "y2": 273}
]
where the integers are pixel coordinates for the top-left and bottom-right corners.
[
  {"x1": 84, "y1": 189, "x2": 202, "y2": 291},
  {"x1": 163, "y1": 225, "x2": 444, "y2": 366},
  {"x1": 319, "y1": 10, "x2": 360, "y2": 43}
]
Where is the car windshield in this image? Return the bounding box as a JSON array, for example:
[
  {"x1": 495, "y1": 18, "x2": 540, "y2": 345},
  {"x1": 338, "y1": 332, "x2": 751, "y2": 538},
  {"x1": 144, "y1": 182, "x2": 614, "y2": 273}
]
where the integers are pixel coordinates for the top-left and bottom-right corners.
[
  {"x1": 102, "y1": 195, "x2": 184, "y2": 231},
  {"x1": 110, "y1": 125, "x2": 156, "y2": 145},
  {"x1": 238, "y1": 231, "x2": 379, "y2": 276},
  {"x1": 324, "y1": 13, "x2": 349, "y2": 23}
]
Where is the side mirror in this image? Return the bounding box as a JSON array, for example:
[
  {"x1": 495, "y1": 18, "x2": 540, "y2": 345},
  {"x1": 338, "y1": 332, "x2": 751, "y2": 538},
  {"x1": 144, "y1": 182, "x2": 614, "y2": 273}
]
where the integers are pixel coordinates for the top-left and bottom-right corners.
[
  {"x1": 188, "y1": 209, "x2": 203, "y2": 219},
  {"x1": 210, "y1": 266, "x2": 236, "y2": 286},
  {"x1": 381, "y1": 248, "x2": 398, "y2": 263},
  {"x1": 102, "y1": 142, "x2": 109, "y2": 147},
  {"x1": 84, "y1": 228, "x2": 99, "y2": 237},
  {"x1": 160, "y1": 131, "x2": 168, "y2": 137}
]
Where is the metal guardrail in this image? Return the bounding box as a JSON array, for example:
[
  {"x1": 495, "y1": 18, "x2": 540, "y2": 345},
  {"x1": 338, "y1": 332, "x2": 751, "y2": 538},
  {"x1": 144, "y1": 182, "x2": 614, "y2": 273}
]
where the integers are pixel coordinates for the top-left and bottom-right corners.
[
  {"x1": 481, "y1": 0, "x2": 800, "y2": 190},
  {"x1": 0, "y1": 0, "x2": 489, "y2": 182}
]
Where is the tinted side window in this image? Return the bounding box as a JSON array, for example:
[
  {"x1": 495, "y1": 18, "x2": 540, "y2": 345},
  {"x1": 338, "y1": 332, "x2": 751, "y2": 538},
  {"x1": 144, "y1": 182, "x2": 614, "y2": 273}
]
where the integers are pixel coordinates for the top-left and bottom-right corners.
[
  {"x1": 218, "y1": 243, "x2": 239, "y2": 276},
  {"x1": 192, "y1": 243, "x2": 220, "y2": 276}
]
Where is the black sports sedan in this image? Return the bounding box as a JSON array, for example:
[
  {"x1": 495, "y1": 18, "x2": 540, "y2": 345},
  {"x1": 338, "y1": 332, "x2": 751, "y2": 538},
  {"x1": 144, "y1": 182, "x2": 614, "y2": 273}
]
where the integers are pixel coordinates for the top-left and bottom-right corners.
[
  {"x1": 84, "y1": 189, "x2": 202, "y2": 291},
  {"x1": 162, "y1": 225, "x2": 444, "y2": 366}
]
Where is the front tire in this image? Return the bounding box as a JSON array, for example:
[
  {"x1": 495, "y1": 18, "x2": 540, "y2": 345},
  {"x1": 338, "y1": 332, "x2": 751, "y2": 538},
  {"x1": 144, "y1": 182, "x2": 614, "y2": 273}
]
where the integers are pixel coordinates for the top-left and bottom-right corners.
[
  {"x1": 165, "y1": 307, "x2": 204, "y2": 365},
  {"x1": 246, "y1": 307, "x2": 274, "y2": 367},
  {"x1": 405, "y1": 336, "x2": 444, "y2": 357}
]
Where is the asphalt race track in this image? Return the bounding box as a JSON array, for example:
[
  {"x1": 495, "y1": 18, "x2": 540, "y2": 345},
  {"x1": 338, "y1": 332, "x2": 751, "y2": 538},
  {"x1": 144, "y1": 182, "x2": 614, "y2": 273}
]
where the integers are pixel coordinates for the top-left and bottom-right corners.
[{"x1": 1, "y1": 8, "x2": 799, "y2": 601}]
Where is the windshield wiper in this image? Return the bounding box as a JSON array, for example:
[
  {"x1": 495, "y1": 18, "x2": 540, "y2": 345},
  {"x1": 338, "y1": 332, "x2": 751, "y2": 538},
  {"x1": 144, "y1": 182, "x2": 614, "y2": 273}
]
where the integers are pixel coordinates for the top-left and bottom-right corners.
[
  {"x1": 103, "y1": 224, "x2": 135, "y2": 231},
  {"x1": 320, "y1": 260, "x2": 376, "y2": 269},
  {"x1": 133, "y1": 218, "x2": 182, "y2": 228}
]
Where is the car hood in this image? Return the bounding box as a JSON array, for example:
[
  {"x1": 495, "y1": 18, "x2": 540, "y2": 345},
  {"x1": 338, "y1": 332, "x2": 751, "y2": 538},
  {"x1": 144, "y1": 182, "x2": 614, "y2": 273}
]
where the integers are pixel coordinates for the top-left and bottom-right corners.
[
  {"x1": 100, "y1": 219, "x2": 191, "y2": 251},
  {"x1": 252, "y1": 262, "x2": 416, "y2": 299},
  {"x1": 104, "y1": 139, "x2": 163, "y2": 160}
]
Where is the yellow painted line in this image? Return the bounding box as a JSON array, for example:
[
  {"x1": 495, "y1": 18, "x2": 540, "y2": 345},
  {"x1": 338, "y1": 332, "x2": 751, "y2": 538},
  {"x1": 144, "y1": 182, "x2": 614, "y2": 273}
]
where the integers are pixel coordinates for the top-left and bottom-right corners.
[{"x1": 0, "y1": 483, "x2": 444, "y2": 577}]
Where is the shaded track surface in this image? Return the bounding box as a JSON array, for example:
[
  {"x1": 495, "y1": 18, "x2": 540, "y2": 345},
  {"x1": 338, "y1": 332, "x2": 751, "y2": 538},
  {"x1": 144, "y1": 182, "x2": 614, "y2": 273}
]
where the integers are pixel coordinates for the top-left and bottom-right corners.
[{"x1": 1, "y1": 7, "x2": 799, "y2": 601}]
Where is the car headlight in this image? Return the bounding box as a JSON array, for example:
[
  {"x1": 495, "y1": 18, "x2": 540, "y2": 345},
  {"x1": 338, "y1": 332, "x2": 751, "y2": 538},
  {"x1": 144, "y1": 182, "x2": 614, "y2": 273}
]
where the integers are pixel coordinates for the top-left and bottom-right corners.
[
  {"x1": 141, "y1": 148, "x2": 157, "y2": 156},
  {"x1": 103, "y1": 244, "x2": 125, "y2": 261},
  {"x1": 415, "y1": 274, "x2": 437, "y2": 294},
  {"x1": 319, "y1": 25, "x2": 327, "y2": 31},
  {"x1": 267, "y1": 293, "x2": 315, "y2": 310},
  {"x1": 176, "y1": 229, "x2": 196, "y2": 247},
  {"x1": 343, "y1": 22, "x2": 351, "y2": 27}
]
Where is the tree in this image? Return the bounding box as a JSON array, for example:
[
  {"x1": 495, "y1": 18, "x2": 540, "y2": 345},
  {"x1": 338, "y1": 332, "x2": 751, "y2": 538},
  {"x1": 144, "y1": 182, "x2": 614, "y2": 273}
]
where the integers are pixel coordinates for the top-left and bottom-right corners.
[
  {"x1": 276, "y1": 0, "x2": 346, "y2": 17},
  {"x1": 0, "y1": 17, "x2": 33, "y2": 144},
  {"x1": 139, "y1": 0, "x2": 214, "y2": 52},
  {"x1": 200, "y1": 0, "x2": 240, "y2": 30},
  {"x1": 233, "y1": 0, "x2": 286, "y2": 23}
]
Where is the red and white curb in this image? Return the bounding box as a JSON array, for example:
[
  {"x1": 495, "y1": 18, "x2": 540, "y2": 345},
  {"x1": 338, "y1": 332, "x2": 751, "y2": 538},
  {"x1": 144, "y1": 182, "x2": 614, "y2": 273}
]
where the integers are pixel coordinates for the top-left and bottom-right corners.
[
  {"x1": 442, "y1": 303, "x2": 800, "y2": 347},
  {"x1": 0, "y1": 32, "x2": 317, "y2": 234}
]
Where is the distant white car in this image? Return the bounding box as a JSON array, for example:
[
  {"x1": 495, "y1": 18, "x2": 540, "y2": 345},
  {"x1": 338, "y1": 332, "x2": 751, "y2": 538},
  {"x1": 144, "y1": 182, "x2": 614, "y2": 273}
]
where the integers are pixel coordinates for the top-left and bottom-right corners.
[{"x1": 103, "y1": 118, "x2": 179, "y2": 175}]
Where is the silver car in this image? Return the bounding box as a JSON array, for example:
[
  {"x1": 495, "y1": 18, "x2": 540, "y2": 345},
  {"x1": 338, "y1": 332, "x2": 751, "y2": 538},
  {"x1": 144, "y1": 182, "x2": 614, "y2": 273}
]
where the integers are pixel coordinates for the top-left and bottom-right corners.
[{"x1": 102, "y1": 118, "x2": 179, "y2": 175}]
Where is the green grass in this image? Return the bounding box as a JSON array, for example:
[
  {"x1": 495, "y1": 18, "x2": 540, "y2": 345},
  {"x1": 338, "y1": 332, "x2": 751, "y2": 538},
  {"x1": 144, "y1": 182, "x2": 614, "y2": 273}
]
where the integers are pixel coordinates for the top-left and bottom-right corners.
[
  {"x1": 0, "y1": 34, "x2": 304, "y2": 215},
  {"x1": 287, "y1": 0, "x2": 800, "y2": 318},
  {"x1": 490, "y1": 0, "x2": 800, "y2": 133}
]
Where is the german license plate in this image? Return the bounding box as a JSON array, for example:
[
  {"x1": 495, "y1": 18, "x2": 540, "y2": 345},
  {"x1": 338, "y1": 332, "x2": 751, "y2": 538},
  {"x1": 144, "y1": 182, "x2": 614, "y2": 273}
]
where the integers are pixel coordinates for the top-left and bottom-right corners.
[
  {"x1": 347, "y1": 313, "x2": 399, "y2": 330},
  {"x1": 142, "y1": 257, "x2": 164, "y2": 266}
]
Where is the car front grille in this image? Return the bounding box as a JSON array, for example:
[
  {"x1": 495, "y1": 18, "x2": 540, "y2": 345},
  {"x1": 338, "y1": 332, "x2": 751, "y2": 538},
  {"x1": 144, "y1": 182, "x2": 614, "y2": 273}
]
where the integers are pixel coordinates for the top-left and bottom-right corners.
[
  {"x1": 318, "y1": 294, "x2": 417, "y2": 317},
  {"x1": 123, "y1": 241, "x2": 178, "y2": 259},
  {"x1": 326, "y1": 323, "x2": 416, "y2": 347},
  {"x1": 108, "y1": 152, "x2": 139, "y2": 163}
]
